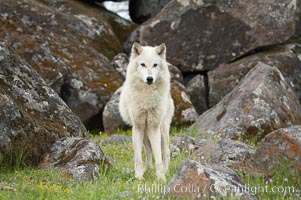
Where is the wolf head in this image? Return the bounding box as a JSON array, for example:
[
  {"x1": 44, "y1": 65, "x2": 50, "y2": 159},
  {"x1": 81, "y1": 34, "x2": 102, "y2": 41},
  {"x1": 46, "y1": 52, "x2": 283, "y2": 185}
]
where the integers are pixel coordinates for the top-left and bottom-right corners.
[{"x1": 129, "y1": 42, "x2": 167, "y2": 85}]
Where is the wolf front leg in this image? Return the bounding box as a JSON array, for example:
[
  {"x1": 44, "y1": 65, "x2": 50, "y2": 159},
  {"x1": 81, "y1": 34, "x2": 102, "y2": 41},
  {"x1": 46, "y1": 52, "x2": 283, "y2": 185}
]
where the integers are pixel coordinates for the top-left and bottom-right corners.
[
  {"x1": 161, "y1": 123, "x2": 170, "y2": 173},
  {"x1": 132, "y1": 126, "x2": 145, "y2": 180},
  {"x1": 143, "y1": 136, "x2": 153, "y2": 171},
  {"x1": 148, "y1": 127, "x2": 165, "y2": 181}
]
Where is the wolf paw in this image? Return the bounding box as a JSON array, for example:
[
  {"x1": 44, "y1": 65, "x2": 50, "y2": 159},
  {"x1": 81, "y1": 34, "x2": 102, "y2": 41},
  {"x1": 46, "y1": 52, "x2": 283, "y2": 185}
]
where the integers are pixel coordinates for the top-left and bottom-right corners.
[
  {"x1": 135, "y1": 175, "x2": 145, "y2": 180},
  {"x1": 145, "y1": 163, "x2": 153, "y2": 171},
  {"x1": 163, "y1": 164, "x2": 169, "y2": 173},
  {"x1": 156, "y1": 173, "x2": 166, "y2": 182},
  {"x1": 135, "y1": 168, "x2": 145, "y2": 180}
]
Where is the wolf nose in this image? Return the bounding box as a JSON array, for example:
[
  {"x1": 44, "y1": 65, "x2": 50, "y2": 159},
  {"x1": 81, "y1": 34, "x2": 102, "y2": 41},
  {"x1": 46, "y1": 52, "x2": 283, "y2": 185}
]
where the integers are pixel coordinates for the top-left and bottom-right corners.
[{"x1": 146, "y1": 77, "x2": 153, "y2": 84}]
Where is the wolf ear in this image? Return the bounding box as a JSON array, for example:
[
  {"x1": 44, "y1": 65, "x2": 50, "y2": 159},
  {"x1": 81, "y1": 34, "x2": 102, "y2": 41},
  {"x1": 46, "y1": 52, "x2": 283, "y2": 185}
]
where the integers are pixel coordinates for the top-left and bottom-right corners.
[
  {"x1": 131, "y1": 42, "x2": 143, "y2": 57},
  {"x1": 156, "y1": 43, "x2": 166, "y2": 59}
]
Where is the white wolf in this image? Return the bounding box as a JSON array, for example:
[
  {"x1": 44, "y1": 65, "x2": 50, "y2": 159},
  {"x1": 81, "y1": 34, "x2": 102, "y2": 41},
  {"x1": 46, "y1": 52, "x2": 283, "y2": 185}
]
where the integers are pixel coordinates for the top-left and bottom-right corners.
[{"x1": 119, "y1": 42, "x2": 174, "y2": 181}]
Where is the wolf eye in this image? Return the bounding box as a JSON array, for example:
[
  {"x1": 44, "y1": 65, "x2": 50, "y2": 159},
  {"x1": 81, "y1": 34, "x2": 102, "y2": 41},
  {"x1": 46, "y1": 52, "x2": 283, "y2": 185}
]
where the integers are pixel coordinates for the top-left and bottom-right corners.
[
  {"x1": 141, "y1": 63, "x2": 146, "y2": 67},
  {"x1": 153, "y1": 64, "x2": 158, "y2": 68}
]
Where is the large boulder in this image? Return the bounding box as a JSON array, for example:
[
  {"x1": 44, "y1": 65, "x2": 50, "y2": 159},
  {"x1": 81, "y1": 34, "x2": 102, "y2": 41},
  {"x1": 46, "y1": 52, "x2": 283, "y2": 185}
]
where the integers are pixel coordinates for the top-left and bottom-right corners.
[
  {"x1": 102, "y1": 87, "x2": 128, "y2": 134},
  {"x1": 192, "y1": 62, "x2": 301, "y2": 141},
  {"x1": 170, "y1": 81, "x2": 198, "y2": 125},
  {"x1": 209, "y1": 45, "x2": 301, "y2": 107},
  {"x1": 40, "y1": 137, "x2": 110, "y2": 181},
  {"x1": 0, "y1": 41, "x2": 86, "y2": 167},
  {"x1": 40, "y1": 0, "x2": 135, "y2": 52},
  {"x1": 254, "y1": 126, "x2": 301, "y2": 176},
  {"x1": 129, "y1": 0, "x2": 171, "y2": 24},
  {"x1": 0, "y1": 0, "x2": 135, "y2": 129},
  {"x1": 193, "y1": 139, "x2": 255, "y2": 168},
  {"x1": 170, "y1": 135, "x2": 255, "y2": 169},
  {"x1": 125, "y1": 0, "x2": 300, "y2": 72},
  {"x1": 165, "y1": 159, "x2": 256, "y2": 199}
]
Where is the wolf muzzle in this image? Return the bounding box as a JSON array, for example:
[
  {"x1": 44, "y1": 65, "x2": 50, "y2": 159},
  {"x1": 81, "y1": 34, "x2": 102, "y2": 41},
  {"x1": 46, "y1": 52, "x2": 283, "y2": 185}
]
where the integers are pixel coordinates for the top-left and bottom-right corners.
[{"x1": 146, "y1": 76, "x2": 153, "y2": 85}]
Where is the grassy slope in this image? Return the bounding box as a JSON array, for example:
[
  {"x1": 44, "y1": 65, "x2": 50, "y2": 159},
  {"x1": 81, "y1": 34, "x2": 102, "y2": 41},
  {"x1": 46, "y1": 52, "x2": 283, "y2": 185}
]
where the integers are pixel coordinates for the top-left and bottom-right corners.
[{"x1": 0, "y1": 128, "x2": 301, "y2": 200}]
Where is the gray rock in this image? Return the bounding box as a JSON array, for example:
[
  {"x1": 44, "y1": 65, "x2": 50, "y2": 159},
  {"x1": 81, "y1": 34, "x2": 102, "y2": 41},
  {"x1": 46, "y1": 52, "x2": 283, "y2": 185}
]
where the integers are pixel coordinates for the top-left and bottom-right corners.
[
  {"x1": 170, "y1": 135, "x2": 256, "y2": 175},
  {"x1": 209, "y1": 44, "x2": 301, "y2": 107},
  {"x1": 40, "y1": 137, "x2": 110, "y2": 181},
  {"x1": 0, "y1": 0, "x2": 135, "y2": 129},
  {"x1": 186, "y1": 74, "x2": 208, "y2": 115},
  {"x1": 102, "y1": 88, "x2": 128, "y2": 134},
  {"x1": 192, "y1": 138, "x2": 255, "y2": 168},
  {"x1": 168, "y1": 62, "x2": 184, "y2": 83},
  {"x1": 0, "y1": 41, "x2": 86, "y2": 167},
  {"x1": 193, "y1": 139, "x2": 222, "y2": 164},
  {"x1": 171, "y1": 81, "x2": 198, "y2": 125},
  {"x1": 129, "y1": 0, "x2": 171, "y2": 23},
  {"x1": 254, "y1": 126, "x2": 301, "y2": 176},
  {"x1": 193, "y1": 62, "x2": 301, "y2": 141},
  {"x1": 102, "y1": 134, "x2": 131, "y2": 144},
  {"x1": 111, "y1": 53, "x2": 129, "y2": 78},
  {"x1": 126, "y1": 0, "x2": 299, "y2": 72},
  {"x1": 165, "y1": 159, "x2": 257, "y2": 199},
  {"x1": 219, "y1": 139, "x2": 255, "y2": 166},
  {"x1": 170, "y1": 135, "x2": 196, "y2": 157}
]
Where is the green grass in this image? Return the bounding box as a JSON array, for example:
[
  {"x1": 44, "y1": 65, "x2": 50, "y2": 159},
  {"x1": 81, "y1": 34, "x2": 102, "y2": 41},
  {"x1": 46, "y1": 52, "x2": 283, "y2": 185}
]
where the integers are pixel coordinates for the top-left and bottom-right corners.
[
  {"x1": 0, "y1": 128, "x2": 192, "y2": 200},
  {"x1": 0, "y1": 142, "x2": 188, "y2": 200},
  {"x1": 0, "y1": 127, "x2": 301, "y2": 200}
]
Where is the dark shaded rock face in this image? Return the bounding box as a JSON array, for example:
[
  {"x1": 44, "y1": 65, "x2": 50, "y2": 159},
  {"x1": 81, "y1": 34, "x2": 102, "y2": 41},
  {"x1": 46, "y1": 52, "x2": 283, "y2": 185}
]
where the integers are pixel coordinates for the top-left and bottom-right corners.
[
  {"x1": 165, "y1": 159, "x2": 256, "y2": 199},
  {"x1": 0, "y1": 0, "x2": 133, "y2": 129},
  {"x1": 193, "y1": 63, "x2": 301, "y2": 141},
  {"x1": 129, "y1": 0, "x2": 171, "y2": 24},
  {"x1": 40, "y1": 137, "x2": 109, "y2": 181},
  {"x1": 186, "y1": 74, "x2": 208, "y2": 114},
  {"x1": 209, "y1": 45, "x2": 301, "y2": 107},
  {"x1": 0, "y1": 41, "x2": 86, "y2": 167},
  {"x1": 125, "y1": 0, "x2": 298, "y2": 72},
  {"x1": 254, "y1": 126, "x2": 301, "y2": 176}
]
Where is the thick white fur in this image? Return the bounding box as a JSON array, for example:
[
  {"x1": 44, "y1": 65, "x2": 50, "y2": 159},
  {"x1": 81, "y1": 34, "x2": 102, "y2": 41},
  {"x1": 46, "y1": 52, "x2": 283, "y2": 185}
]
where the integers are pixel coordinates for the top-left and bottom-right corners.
[{"x1": 119, "y1": 43, "x2": 174, "y2": 181}]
